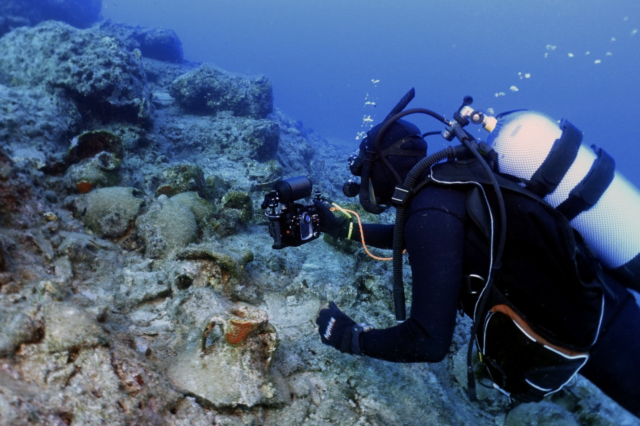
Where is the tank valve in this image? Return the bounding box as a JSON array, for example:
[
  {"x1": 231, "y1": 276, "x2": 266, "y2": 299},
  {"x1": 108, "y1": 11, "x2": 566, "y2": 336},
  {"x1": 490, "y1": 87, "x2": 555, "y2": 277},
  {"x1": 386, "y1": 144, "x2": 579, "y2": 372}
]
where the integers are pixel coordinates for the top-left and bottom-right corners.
[{"x1": 460, "y1": 106, "x2": 498, "y2": 133}]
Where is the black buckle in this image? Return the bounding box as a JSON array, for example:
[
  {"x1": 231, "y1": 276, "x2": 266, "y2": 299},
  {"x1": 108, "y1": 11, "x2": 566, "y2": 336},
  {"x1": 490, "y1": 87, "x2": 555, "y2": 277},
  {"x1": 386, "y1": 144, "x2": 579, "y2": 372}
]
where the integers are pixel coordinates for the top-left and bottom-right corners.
[
  {"x1": 465, "y1": 274, "x2": 485, "y2": 296},
  {"x1": 391, "y1": 185, "x2": 411, "y2": 206}
]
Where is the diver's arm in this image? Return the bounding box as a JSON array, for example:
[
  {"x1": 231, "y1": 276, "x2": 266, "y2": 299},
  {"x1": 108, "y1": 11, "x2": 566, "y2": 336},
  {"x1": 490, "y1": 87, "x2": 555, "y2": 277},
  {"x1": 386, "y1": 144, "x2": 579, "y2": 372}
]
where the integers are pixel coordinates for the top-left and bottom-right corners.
[
  {"x1": 349, "y1": 223, "x2": 394, "y2": 250},
  {"x1": 358, "y1": 188, "x2": 466, "y2": 362}
]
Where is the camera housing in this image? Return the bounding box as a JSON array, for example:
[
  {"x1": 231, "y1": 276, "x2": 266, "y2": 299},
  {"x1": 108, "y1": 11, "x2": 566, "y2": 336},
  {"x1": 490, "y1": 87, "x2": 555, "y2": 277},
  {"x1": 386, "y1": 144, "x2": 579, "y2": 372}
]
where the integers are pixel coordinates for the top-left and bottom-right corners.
[{"x1": 261, "y1": 176, "x2": 324, "y2": 249}]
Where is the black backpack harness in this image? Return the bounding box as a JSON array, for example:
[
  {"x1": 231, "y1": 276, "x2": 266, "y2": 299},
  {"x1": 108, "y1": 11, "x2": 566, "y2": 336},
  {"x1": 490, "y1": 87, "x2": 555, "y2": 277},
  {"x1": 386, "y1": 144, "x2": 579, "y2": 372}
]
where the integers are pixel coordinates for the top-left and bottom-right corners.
[{"x1": 423, "y1": 158, "x2": 607, "y2": 402}]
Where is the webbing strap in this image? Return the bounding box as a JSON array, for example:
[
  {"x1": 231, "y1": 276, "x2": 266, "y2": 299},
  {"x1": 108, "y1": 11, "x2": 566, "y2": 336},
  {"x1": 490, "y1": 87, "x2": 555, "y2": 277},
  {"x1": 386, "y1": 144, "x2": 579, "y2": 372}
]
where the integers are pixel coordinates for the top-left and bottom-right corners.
[
  {"x1": 556, "y1": 146, "x2": 615, "y2": 221},
  {"x1": 380, "y1": 136, "x2": 426, "y2": 158},
  {"x1": 610, "y1": 252, "x2": 640, "y2": 293},
  {"x1": 527, "y1": 119, "x2": 582, "y2": 198}
]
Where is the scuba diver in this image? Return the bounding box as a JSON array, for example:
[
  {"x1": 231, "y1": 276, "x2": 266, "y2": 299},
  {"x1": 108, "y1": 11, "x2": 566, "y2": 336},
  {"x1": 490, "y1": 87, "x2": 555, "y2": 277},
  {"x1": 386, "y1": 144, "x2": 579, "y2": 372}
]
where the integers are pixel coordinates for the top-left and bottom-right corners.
[{"x1": 313, "y1": 89, "x2": 640, "y2": 417}]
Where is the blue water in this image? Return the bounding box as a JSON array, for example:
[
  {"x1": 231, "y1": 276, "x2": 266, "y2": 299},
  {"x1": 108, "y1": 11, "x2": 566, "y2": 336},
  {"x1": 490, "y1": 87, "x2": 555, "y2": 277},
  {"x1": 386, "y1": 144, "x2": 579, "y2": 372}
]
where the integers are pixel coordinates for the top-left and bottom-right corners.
[{"x1": 102, "y1": 0, "x2": 640, "y2": 183}]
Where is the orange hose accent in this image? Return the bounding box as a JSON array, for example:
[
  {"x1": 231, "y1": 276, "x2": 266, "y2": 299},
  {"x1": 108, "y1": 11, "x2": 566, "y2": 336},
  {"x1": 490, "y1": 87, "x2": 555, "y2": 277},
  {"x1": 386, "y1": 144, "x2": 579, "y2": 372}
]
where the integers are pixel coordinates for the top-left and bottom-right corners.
[{"x1": 331, "y1": 204, "x2": 405, "y2": 261}]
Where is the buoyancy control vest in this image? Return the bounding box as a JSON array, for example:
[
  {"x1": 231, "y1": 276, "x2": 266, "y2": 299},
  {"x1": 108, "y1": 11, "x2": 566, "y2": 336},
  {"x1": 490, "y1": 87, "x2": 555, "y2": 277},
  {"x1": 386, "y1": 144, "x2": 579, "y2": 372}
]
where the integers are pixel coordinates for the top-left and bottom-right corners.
[
  {"x1": 487, "y1": 111, "x2": 640, "y2": 293},
  {"x1": 428, "y1": 158, "x2": 606, "y2": 401}
]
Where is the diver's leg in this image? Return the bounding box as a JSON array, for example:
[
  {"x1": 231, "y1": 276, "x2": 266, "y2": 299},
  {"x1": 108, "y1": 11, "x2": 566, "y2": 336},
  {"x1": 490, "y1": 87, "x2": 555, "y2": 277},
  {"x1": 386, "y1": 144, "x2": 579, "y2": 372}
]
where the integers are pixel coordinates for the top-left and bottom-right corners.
[{"x1": 580, "y1": 280, "x2": 640, "y2": 418}]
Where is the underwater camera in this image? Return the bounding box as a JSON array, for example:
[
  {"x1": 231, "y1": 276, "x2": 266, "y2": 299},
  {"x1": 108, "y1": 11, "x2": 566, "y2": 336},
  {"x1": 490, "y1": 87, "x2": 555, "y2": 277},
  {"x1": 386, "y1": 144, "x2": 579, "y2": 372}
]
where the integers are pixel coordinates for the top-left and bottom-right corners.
[{"x1": 261, "y1": 176, "x2": 326, "y2": 249}]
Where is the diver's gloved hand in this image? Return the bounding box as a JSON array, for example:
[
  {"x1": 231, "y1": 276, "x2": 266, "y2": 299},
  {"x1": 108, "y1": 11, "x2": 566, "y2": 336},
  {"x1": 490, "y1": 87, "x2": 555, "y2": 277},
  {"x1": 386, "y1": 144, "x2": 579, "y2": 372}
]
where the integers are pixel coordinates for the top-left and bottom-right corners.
[
  {"x1": 316, "y1": 302, "x2": 372, "y2": 355},
  {"x1": 313, "y1": 200, "x2": 351, "y2": 239},
  {"x1": 316, "y1": 302, "x2": 356, "y2": 353}
]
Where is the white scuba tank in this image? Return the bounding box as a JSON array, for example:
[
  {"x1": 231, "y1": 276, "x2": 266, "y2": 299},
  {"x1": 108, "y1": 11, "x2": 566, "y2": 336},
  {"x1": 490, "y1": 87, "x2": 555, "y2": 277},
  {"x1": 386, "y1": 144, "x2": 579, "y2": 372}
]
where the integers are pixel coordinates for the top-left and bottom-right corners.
[{"x1": 486, "y1": 111, "x2": 640, "y2": 291}]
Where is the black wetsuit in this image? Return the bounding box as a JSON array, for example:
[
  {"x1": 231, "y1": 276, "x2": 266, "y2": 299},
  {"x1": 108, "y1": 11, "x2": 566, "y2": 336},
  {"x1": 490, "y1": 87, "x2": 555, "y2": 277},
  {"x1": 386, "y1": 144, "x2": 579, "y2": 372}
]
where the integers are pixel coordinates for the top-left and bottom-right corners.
[{"x1": 356, "y1": 184, "x2": 640, "y2": 417}]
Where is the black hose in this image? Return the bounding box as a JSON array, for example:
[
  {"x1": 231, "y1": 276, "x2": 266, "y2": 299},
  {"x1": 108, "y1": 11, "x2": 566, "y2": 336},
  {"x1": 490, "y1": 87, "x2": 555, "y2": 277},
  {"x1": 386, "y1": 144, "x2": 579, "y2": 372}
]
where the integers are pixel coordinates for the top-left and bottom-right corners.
[
  {"x1": 451, "y1": 127, "x2": 508, "y2": 402},
  {"x1": 375, "y1": 108, "x2": 449, "y2": 187},
  {"x1": 392, "y1": 145, "x2": 465, "y2": 321}
]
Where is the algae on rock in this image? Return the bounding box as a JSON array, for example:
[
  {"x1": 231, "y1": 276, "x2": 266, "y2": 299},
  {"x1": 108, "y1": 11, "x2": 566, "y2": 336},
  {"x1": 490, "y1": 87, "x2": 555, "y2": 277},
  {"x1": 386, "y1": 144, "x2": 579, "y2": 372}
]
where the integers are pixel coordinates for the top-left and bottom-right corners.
[
  {"x1": 155, "y1": 163, "x2": 206, "y2": 198},
  {"x1": 74, "y1": 187, "x2": 144, "y2": 238}
]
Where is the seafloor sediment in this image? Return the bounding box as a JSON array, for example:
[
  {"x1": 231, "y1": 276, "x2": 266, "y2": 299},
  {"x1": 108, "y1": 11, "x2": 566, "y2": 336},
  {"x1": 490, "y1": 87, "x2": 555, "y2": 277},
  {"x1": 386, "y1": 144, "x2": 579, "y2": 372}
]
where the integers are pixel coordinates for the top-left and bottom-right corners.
[{"x1": 0, "y1": 4, "x2": 638, "y2": 426}]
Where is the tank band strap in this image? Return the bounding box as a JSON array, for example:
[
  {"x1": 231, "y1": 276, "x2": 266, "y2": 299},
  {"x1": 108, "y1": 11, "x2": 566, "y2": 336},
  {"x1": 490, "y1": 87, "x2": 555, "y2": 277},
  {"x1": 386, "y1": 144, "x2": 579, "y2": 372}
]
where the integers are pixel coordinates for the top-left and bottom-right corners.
[
  {"x1": 556, "y1": 146, "x2": 615, "y2": 221},
  {"x1": 610, "y1": 252, "x2": 640, "y2": 293},
  {"x1": 527, "y1": 119, "x2": 582, "y2": 198}
]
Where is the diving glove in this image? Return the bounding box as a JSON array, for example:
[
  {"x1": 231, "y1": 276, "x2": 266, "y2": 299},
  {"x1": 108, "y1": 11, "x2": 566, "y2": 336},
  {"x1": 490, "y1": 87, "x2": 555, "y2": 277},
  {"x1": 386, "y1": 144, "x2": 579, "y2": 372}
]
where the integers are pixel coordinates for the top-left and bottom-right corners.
[
  {"x1": 316, "y1": 302, "x2": 371, "y2": 355},
  {"x1": 313, "y1": 200, "x2": 351, "y2": 239}
]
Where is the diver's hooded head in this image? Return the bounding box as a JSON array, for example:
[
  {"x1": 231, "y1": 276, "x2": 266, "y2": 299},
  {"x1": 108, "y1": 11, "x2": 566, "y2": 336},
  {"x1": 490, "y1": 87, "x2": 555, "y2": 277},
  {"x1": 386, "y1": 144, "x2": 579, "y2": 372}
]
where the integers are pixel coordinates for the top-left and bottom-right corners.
[
  {"x1": 345, "y1": 88, "x2": 427, "y2": 214},
  {"x1": 349, "y1": 119, "x2": 427, "y2": 214},
  {"x1": 366, "y1": 120, "x2": 426, "y2": 202}
]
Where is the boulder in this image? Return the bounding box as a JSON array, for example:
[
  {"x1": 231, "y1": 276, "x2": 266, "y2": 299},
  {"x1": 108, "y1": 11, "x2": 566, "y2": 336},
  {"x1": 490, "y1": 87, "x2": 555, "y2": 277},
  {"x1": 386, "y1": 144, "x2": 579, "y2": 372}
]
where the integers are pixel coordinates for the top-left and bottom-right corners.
[
  {"x1": 43, "y1": 302, "x2": 108, "y2": 353},
  {"x1": 155, "y1": 163, "x2": 205, "y2": 198},
  {"x1": 74, "y1": 187, "x2": 144, "y2": 238},
  {"x1": 159, "y1": 114, "x2": 280, "y2": 162},
  {"x1": 170, "y1": 191, "x2": 216, "y2": 228},
  {"x1": 99, "y1": 22, "x2": 184, "y2": 63},
  {"x1": 176, "y1": 243, "x2": 258, "y2": 302},
  {"x1": 0, "y1": 84, "x2": 81, "y2": 155},
  {"x1": 170, "y1": 64, "x2": 273, "y2": 119},
  {"x1": 136, "y1": 196, "x2": 198, "y2": 258},
  {"x1": 66, "y1": 130, "x2": 124, "y2": 165},
  {"x1": 168, "y1": 305, "x2": 281, "y2": 408}
]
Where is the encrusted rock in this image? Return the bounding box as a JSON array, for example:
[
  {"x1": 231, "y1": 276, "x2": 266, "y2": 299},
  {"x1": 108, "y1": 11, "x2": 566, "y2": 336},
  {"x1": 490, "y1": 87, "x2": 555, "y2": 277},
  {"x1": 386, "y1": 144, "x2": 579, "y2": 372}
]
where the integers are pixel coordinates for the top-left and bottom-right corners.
[
  {"x1": 99, "y1": 21, "x2": 184, "y2": 63},
  {"x1": 43, "y1": 301, "x2": 108, "y2": 353},
  {"x1": 166, "y1": 397, "x2": 216, "y2": 425},
  {"x1": 170, "y1": 64, "x2": 273, "y2": 119},
  {"x1": 215, "y1": 190, "x2": 253, "y2": 237},
  {"x1": 170, "y1": 191, "x2": 216, "y2": 228},
  {"x1": 136, "y1": 196, "x2": 198, "y2": 258},
  {"x1": 65, "y1": 151, "x2": 122, "y2": 192},
  {"x1": 121, "y1": 269, "x2": 171, "y2": 306},
  {"x1": 222, "y1": 191, "x2": 253, "y2": 222},
  {"x1": 505, "y1": 401, "x2": 580, "y2": 426},
  {"x1": 0, "y1": 145, "x2": 13, "y2": 181},
  {"x1": 66, "y1": 130, "x2": 124, "y2": 165},
  {"x1": 155, "y1": 163, "x2": 205, "y2": 198},
  {"x1": 168, "y1": 305, "x2": 279, "y2": 408},
  {"x1": 73, "y1": 187, "x2": 144, "y2": 238},
  {"x1": 176, "y1": 243, "x2": 258, "y2": 302},
  {"x1": 0, "y1": 307, "x2": 42, "y2": 356},
  {"x1": 56, "y1": 231, "x2": 117, "y2": 266},
  {"x1": 0, "y1": 0, "x2": 101, "y2": 29},
  {"x1": 0, "y1": 146, "x2": 19, "y2": 221},
  {"x1": 159, "y1": 114, "x2": 280, "y2": 163},
  {"x1": 0, "y1": 22, "x2": 153, "y2": 125},
  {"x1": 0, "y1": 85, "x2": 81, "y2": 167}
]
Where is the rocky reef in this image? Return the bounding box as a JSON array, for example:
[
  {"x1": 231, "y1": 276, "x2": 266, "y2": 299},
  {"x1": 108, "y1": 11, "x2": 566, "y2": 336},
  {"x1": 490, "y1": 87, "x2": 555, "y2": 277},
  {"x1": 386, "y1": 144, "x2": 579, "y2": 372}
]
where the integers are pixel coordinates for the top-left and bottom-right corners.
[
  {"x1": 0, "y1": 11, "x2": 638, "y2": 426},
  {"x1": 0, "y1": 0, "x2": 102, "y2": 36}
]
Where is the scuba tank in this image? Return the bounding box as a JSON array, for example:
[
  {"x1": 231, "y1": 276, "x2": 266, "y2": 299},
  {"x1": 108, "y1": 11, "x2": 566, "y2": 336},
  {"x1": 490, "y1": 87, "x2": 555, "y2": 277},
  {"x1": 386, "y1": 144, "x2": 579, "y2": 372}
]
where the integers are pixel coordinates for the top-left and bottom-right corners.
[{"x1": 484, "y1": 110, "x2": 640, "y2": 292}]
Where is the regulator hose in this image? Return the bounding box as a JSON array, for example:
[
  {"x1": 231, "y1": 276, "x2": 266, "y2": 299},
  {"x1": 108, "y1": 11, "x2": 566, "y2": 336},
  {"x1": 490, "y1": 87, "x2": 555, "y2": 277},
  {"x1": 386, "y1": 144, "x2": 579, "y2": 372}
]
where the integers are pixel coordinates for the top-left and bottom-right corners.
[{"x1": 392, "y1": 144, "x2": 467, "y2": 321}]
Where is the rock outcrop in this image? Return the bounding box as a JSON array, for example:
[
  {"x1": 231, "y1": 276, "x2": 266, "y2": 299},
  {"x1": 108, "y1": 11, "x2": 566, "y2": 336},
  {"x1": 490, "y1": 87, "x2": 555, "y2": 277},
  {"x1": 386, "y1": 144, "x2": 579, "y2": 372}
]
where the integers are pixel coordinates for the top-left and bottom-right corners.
[
  {"x1": 0, "y1": 21, "x2": 153, "y2": 126},
  {"x1": 0, "y1": 0, "x2": 102, "y2": 36}
]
